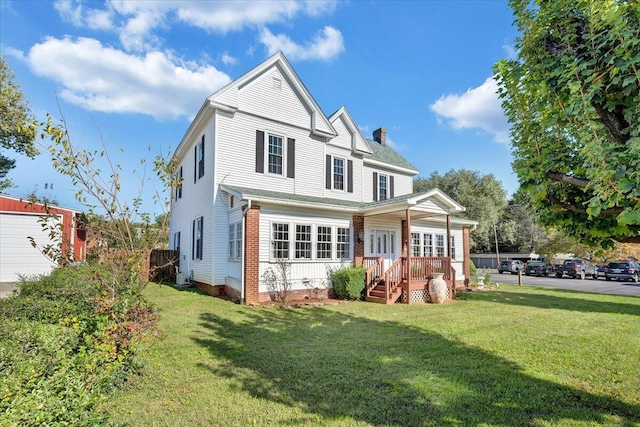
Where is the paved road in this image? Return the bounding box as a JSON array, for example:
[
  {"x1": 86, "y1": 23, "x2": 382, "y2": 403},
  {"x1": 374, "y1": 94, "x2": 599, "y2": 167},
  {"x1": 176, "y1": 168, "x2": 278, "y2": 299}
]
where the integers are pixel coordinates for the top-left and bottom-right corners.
[{"x1": 489, "y1": 272, "x2": 640, "y2": 297}]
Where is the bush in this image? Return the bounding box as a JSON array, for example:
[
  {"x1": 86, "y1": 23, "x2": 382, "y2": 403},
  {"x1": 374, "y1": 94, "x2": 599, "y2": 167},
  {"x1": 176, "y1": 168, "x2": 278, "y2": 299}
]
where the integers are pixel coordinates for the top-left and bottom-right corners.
[
  {"x1": 470, "y1": 260, "x2": 477, "y2": 276},
  {"x1": 0, "y1": 264, "x2": 156, "y2": 426},
  {"x1": 330, "y1": 266, "x2": 365, "y2": 300}
]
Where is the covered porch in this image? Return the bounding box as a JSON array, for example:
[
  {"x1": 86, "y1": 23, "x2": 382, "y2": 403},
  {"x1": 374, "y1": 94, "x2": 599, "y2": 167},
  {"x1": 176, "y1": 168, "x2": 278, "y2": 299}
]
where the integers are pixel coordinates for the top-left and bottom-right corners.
[{"x1": 355, "y1": 189, "x2": 473, "y2": 304}]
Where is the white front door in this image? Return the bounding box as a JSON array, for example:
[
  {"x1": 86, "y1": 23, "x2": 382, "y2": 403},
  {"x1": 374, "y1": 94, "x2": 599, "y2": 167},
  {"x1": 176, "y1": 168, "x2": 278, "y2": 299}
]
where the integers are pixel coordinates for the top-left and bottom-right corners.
[{"x1": 370, "y1": 230, "x2": 396, "y2": 269}]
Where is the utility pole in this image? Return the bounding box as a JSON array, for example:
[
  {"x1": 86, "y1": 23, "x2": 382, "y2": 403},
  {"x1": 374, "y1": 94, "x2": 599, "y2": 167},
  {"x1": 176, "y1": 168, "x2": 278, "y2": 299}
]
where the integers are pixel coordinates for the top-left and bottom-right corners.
[{"x1": 493, "y1": 219, "x2": 500, "y2": 269}]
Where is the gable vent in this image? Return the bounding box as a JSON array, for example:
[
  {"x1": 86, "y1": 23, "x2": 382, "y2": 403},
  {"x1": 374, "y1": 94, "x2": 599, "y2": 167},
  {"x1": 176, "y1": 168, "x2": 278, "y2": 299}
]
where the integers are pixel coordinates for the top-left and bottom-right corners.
[{"x1": 272, "y1": 77, "x2": 282, "y2": 91}]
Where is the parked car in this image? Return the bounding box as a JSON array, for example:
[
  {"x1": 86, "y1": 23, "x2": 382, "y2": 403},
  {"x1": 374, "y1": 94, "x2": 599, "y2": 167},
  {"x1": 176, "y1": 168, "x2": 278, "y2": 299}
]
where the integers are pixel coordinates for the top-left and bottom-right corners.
[
  {"x1": 597, "y1": 265, "x2": 606, "y2": 277},
  {"x1": 525, "y1": 261, "x2": 552, "y2": 277},
  {"x1": 604, "y1": 260, "x2": 640, "y2": 282},
  {"x1": 498, "y1": 260, "x2": 526, "y2": 274},
  {"x1": 555, "y1": 258, "x2": 598, "y2": 280}
]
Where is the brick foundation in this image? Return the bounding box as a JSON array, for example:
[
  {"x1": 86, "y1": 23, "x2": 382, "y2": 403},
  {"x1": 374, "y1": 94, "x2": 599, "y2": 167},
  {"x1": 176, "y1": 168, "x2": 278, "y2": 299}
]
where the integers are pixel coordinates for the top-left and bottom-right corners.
[
  {"x1": 193, "y1": 281, "x2": 225, "y2": 296},
  {"x1": 258, "y1": 288, "x2": 336, "y2": 304}
]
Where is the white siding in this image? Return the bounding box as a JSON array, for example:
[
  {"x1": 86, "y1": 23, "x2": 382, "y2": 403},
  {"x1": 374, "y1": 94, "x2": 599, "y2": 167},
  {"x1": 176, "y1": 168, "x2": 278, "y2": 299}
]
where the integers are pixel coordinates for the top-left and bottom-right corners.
[
  {"x1": 362, "y1": 164, "x2": 414, "y2": 202},
  {"x1": 238, "y1": 67, "x2": 312, "y2": 132},
  {"x1": 257, "y1": 205, "x2": 353, "y2": 293},
  {"x1": 328, "y1": 116, "x2": 353, "y2": 151},
  {"x1": 169, "y1": 119, "x2": 216, "y2": 285}
]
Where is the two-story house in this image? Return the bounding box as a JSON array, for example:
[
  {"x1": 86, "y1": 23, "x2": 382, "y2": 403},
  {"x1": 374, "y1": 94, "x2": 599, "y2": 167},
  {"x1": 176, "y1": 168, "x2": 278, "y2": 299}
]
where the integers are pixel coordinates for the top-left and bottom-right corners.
[{"x1": 169, "y1": 52, "x2": 477, "y2": 304}]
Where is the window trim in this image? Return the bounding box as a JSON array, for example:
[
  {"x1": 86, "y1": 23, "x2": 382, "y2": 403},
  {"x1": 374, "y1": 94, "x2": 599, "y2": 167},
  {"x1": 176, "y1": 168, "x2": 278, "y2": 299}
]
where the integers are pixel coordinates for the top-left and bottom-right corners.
[
  {"x1": 411, "y1": 232, "x2": 421, "y2": 257},
  {"x1": 195, "y1": 136, "x2": 205, "y2": 182},
  {"x1": 266, "y1": 133, "x2": 285, "y2": 176},
  {"x1": 332, "y1": 156, "x2": 346, "y2": 191},
  {"x1": 435, "y1": 234, "x2": 445, "y2": 257},
  {"x1": 193, "y1": 217, "x2": 203, "y2": 261},
  {"x1": 316, "y1": 225, "x2": 332, "y2": 259},
  {"x1": 378, "y1": 173, "x2": 388, "y2": 201},
  {"x1": 450, "y1": 235, "x2": 456, "y2": 260},
  {"x1": 294, "y1": 224, "x2": 312, "y2": 259},
  {"x1": 423, "y1": 233, "x2": 433, "y2": 257},
  {"x1": 271, "y1": 222, "x2": 290, "y2": 259},
  {"x1": 336, "y1": 227, "x2": 351, "y2": 259}
]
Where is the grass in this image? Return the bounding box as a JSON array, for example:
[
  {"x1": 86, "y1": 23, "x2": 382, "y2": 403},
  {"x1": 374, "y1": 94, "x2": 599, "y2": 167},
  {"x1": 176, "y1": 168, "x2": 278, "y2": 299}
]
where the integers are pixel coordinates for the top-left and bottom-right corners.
[{"x1": 100, "y1": 284, "x2": 640, "y2": 426}]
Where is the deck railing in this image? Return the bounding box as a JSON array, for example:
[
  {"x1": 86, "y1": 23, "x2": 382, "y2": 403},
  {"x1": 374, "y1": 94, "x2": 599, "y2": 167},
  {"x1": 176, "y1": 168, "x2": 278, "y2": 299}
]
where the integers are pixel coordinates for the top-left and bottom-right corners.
[
  {"x1": 384, "y1": 258, "x2": 404, "y2": 300},
  {"x1": 408, "y1": 257, "x2": 451, "y2": 281},
  {"x1": 364, "y1": 257, "x2": 384, "y2": 297}
]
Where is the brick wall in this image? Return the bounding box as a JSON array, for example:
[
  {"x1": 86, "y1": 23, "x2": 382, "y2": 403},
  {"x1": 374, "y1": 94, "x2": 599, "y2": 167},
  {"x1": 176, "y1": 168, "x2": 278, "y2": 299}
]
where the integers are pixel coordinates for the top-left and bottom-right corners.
[
  {"x1": 353, "y1": 215, "x2": 364, "y2": 267},
  {"x1": 244, "y1": 205, "x2": 260, "y2": 304}
]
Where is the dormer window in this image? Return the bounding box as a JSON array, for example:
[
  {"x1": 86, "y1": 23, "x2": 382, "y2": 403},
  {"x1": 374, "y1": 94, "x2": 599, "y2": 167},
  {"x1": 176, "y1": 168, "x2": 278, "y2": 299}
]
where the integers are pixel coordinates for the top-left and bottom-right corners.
[{"x1": 372, "y1": 172, "x2": 394, "y2": 201}]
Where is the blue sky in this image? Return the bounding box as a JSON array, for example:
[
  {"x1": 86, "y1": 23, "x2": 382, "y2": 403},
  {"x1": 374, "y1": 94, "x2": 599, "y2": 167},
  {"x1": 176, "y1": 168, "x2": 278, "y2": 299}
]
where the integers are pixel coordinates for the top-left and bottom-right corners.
[{"x1": 1, "y1": 0, "x2": 519, "y2": 217}]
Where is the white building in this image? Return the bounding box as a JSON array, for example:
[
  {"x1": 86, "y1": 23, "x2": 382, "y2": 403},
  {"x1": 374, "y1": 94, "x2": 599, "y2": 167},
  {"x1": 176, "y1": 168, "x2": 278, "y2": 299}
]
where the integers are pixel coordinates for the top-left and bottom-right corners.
[{"x1": 169, "y1": 52, "x2": 477, "y2": 304}]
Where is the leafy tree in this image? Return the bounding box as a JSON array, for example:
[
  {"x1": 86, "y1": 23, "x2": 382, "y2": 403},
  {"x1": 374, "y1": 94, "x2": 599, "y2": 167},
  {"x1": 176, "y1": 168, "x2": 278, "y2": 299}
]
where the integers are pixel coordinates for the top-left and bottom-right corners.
[
  {"x1": 414, "y1": 169, "x2": 507, "y2": 252},
  {"x1": 0, "y1": 54, "x2": 38, "y2": 190},
  {"x1": 498, "y1": 190, "x2": 549, "y2": 253},
  {"x1": 495, "y1": 0, "x2": 640, "y2": 248}
]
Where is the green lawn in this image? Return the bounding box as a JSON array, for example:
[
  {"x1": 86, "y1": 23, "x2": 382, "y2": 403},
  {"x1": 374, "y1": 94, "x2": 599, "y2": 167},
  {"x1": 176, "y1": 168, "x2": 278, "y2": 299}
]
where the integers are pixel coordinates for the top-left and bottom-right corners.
[{"x1": 101, "y1": 284, "x2": 640, "y2": 426}]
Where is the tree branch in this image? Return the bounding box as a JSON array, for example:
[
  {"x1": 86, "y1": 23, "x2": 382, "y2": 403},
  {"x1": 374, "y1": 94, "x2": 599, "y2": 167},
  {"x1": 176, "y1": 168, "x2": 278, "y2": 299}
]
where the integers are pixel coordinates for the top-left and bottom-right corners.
[
  {"x1": 546, "y1": 194, "x2": 624, "y2": 216},
  {"x1": 545, "y1": 172, "x2": 589, "y2": 188},
  {"x1": 592, "y1": 102, "x2": 629, "y2": 144}
]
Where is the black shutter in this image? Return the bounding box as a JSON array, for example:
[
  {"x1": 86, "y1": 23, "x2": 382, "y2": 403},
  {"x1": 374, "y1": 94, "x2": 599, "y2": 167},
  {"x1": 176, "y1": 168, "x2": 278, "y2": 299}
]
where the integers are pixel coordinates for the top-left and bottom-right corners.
[
  {"x1": 192, "y1": 220, "x2": 195, "y2": 260},
  {"x1": 325, "y1": 154, "x2": 332, "y2": 189},
  {"x1": 390, "y1": 175, "x2": 395, "y2": 199},
  {"x1": 199, "y1": 217, "x2": 204, "y2": 260},
  {"x1": 194, "y1": 146, "x2": 197, "y2": 183},
  {"x1": 287, "y1": 138, "x2": 295, "y2": 178},
  {"x1": 347, "y1": 160, "x2": 353, "y2": 193},
  {"x1": 255, "y1": 130, "x2": 265, "y2": 173},
  {"x1": 199, "y1": 136, "x2": 205, "y2": 179},
  {"x1": 373, "y1": 172, "x2": 378, "y2": 201}
]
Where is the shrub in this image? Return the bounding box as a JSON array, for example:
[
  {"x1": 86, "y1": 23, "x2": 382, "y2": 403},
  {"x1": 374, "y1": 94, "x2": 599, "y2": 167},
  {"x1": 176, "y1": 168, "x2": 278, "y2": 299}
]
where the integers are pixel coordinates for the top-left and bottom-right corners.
[
  {"x1": 330, "y1": 266, "x2": 365, "y2": 300},
  {"x1": 470, "y1": 260, "x2": 477, "y2": 276},
  {"x1": 0, "y1": 264, "x2": 156, "y2": 426}
]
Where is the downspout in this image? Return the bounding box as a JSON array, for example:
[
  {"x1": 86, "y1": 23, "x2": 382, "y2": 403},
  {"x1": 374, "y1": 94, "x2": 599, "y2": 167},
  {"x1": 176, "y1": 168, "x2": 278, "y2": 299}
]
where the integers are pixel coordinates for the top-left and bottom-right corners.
[{"x1": 240, "y1": 199, "x2": 251, "y2": 303}]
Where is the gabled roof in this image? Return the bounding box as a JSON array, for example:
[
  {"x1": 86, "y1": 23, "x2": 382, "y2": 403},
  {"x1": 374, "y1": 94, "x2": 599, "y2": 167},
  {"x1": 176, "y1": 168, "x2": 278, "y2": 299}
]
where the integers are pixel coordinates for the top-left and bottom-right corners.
[
  {"x1": 366, "y1": 139, "x2": 418, "y2": 175},
  {"x1": 209, "y1": 51, "x2": 337, "y2": 138},
  {"x1": 327, "y1": 107, "x2": 373, "y2": 155},
  {"x1": 220, "y1": 185, "x2": 474, "y2": 225}
]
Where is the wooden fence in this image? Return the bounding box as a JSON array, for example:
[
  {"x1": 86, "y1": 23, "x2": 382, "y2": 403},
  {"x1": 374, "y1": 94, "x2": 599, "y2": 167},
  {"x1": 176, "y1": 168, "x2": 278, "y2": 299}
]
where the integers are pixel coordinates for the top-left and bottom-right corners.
[{"x1": 149, "y1": 249, "x2": 179, "y2": 283}]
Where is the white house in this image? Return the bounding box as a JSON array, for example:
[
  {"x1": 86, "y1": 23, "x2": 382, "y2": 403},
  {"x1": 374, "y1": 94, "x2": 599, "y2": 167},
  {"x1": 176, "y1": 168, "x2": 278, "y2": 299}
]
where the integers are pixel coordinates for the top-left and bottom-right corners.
[{"x1": 169, "y1": 52, "x2": 477, "y2": 304}]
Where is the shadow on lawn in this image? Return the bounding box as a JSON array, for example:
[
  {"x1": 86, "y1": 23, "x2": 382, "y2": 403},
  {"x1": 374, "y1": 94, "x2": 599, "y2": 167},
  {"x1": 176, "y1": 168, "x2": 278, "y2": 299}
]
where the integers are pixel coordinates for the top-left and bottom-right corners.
[
  {"x1": 458, "y1": 288, "x2": 640, "y2": 316},
  {"x1": 192, "y1": 306, "x2": 640, "y2": 426}
]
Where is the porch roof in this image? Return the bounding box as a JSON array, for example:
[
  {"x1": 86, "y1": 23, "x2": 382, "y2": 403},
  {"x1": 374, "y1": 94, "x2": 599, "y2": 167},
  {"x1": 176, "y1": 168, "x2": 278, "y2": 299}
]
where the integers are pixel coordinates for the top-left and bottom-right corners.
[{"x1": 221, "y1": 185, "x2": 478, "y2": 227}]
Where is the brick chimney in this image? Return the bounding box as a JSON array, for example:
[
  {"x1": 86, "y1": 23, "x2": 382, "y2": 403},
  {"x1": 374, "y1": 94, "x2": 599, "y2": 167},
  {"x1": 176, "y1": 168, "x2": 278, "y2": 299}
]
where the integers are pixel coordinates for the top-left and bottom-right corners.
[{"x1": 373, "y1": 127, "x2": 386, "y2": 146}]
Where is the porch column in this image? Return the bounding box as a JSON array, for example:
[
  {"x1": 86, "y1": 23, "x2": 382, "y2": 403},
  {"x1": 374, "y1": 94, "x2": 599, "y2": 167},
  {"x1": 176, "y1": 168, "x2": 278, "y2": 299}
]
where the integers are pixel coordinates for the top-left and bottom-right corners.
[
  {"x1": 405, "y1": 209, "x2": 411, "y2": 282},
  {"x1": 463, "y1": 227, "x2": 471, "y2": 285},
  {"x1": 353, "y1": 215, "x2": 364, "y2": 267},
  {"x1": 446, "y1": 214, "x2": 451, "y2": 258},
  {"x1": 244, "y1": 205, "x2": 261, "y2": 304}
]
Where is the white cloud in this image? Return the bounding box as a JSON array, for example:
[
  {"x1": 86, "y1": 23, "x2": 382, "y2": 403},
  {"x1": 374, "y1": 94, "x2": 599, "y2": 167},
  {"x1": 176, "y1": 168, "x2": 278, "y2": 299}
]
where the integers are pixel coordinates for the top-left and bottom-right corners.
[
  {"x1": 384, "y1": 135, "x2": 408, "y2": 152},
  {"x1": 220, "y1": 51, "x2": 237, "y2": 65},
  {"x1": 430, "y1": 77, "x2": 510, "y2": 143},
  {"x1": 53, "y1": 0, "x2": 340, "y2": 52},
  {"x1": 260, "y1": 26, "x2": 344, "y2": 61},
  {"x1": 502, "y1": 44, "x2": 517, "y2": 60},
  {"x1": 25, "y1": 36, "x2": 231, "y2": 120}
]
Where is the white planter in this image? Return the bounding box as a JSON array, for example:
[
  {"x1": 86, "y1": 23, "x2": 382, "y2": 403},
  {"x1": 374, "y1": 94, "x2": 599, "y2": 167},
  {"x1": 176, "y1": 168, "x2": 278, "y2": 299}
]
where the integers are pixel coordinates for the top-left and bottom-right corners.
[{"x1": 429, "y1": 272, "x2": 448, "y2": 303}]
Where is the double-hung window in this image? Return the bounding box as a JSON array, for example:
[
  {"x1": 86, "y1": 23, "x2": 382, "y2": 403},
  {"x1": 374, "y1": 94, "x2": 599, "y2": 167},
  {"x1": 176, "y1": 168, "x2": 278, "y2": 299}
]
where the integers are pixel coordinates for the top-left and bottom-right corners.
[
  {"x1": 268, "y1": 135, "x2": 283, "y2": 175},
  {"x1": 174, "y1": 231, "x2": 180, "y2": 254},
  {"x1": 435, "y1": 234, "x2": 445, "y2": 257},
  {"x1": 175, "y1": 166, "x2": 183, "y2": 200},
  {"x1": 295, "y1": 225, "x2": 312, "y2": 259},
  {"x1": 316, "y1": 226, "x2": 332, "y2": 259},
  {"x1": 333, "y1": 157, "x2": 345, "y2": 190},
  {"x1": 193, "y1": 217, "x2": 203, "y2": 260},
  {"x1": 450, "y1": 236, "x2": 456, "y2": 260},
  {"x1": 195, "y1": 136, "x2": 205, "y2": 181},
  {"x1": 336, "y1": 227, "x2": 350, "y2": 259},
  {"x1": 228, "y1": 223, "x2": 242, "y2": 259},
  {"x1": 379, "y1": 174, "x2": 388, "y2": 201},
  {"x1": 423, "y1": 233, "x2": 433, "y2": 257},
  {"x1": 272, "y1": 223, "x2": 289, "y2": 259},
  {"x1": 411, "y1": 232, "x2": 421, "y2": 256}
]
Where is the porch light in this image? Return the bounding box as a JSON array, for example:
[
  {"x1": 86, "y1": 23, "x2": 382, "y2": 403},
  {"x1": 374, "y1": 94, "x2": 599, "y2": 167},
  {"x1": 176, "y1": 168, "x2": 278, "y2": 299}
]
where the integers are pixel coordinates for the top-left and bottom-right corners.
[{"x1": 357, "y1": 230, "x2": 364, "y2": 243}]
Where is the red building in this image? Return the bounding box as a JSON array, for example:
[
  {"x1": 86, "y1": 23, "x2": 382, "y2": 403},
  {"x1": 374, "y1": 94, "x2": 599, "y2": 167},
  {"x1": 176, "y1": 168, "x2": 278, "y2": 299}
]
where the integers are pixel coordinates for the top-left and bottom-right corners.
[{"x1": 0, "y1": 194, "x2": 86, "y2": 283}]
